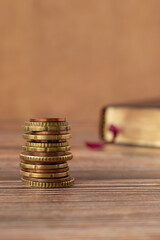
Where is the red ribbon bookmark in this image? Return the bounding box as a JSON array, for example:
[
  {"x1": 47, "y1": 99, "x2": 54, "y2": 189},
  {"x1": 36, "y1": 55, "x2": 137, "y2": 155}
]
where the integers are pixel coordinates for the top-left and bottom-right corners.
[{"x1": 85, "y1": 124, "x2": 119, "y2": 150}]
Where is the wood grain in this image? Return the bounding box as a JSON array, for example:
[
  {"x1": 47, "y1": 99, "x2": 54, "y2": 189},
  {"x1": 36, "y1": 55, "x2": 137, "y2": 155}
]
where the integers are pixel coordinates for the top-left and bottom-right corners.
[
  {"x1": 0, "y1": 0, "x2": 160, "y2": 120},
  {"x1": 1, "y1": 121, "x2": 160, "y2": 239}
]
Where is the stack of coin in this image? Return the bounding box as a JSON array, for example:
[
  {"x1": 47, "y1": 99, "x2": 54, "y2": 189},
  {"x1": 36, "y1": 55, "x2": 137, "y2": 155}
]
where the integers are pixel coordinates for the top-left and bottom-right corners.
[{"x1": 19, "y1": 118, "x2": 74, "y2": 188}]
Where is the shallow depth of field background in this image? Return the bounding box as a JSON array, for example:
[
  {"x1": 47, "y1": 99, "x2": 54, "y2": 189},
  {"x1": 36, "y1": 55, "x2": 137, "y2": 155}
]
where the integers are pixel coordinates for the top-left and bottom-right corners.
[{"x1": 0, "y1": 0, "x2": 160, "y2": 121}]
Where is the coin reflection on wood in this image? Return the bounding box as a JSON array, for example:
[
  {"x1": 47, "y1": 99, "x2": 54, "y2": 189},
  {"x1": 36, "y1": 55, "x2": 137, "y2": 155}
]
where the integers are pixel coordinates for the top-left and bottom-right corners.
[{"x1": 19, "y1": 118, "x2": 74, "y2": 188}]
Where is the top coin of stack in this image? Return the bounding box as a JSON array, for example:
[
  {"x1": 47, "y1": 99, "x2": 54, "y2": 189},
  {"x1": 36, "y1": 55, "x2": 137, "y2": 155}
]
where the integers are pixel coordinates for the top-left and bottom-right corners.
[{"x1": 20, "y1": 118, "x2": 74, "y2": 188}]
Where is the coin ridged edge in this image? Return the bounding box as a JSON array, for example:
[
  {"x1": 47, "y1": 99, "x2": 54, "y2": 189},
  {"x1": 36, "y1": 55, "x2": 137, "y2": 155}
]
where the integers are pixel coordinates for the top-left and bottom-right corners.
[
  {"x1": 22, "y1": 145, "x2": 71, "y2": 152},
  {"x1": 19, "y1": 162, "x2": 68, "y2": 170},
  {"x1": 21, "y1": 176, "x2": 75, "y2": 188},
  {"x1": 23, "y1": 133, "x2": 72, "y2": 140},
  {"x1": 25, "y1": 141, "x2": 69, "y2": 147},
  {"x1": 20, "y1": 152, "x2": 73, "y2": 162},
  {"x1": 25, "y1": 121, "x2": 68, "y2": 127},
  {"x1": 23, "y1": 125, "x2": 71, "y2": 132},
  {"x1": 20, "y1": 170, "x2": 68, "y2": 178}
]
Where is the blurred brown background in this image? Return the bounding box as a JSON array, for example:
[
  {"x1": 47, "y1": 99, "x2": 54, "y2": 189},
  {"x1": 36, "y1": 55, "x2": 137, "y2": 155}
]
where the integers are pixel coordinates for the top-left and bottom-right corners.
[{"x1": 0, "y1": 0, "x2": 160, "y2": 121}]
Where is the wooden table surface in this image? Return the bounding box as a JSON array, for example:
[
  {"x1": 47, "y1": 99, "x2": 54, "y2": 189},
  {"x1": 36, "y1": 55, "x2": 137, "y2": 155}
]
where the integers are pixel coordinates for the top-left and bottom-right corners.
[{"x1": 1, "y1": 121, "x2": 160, "y2": 240}]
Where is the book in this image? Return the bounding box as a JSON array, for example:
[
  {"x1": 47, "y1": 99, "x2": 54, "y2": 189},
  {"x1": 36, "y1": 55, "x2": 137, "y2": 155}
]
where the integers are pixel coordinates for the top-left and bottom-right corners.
[{"x1": 100, "y1": 100, "x2": 160, "y2": 148}]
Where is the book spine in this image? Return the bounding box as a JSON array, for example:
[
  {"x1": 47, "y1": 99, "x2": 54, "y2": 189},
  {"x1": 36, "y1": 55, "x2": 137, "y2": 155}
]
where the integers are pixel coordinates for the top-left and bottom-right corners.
[{"x1": 99, "y1": 106, "x2": 107, "y2": 141}]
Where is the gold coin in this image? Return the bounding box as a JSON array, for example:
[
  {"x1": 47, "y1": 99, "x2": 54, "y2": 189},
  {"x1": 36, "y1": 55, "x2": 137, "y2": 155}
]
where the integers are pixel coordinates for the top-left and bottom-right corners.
[
  {"x1": 25, "y1": 121, "x2": 68, "y2": 127},
  {"x1": 30, "y1": 118, "x2": 66, "y2": 122},
  {"x1": 23, "y1": 175, "x2": 71, "y2": 182},
  {"x1": 22, "y1": 145, "x2": 71, "y2": 152},
  {"x1": 21, "y1": 167, "x2": 69, "y2": 173},
  {"x1": 20, "y1": 152, "x2": 73, "y2": 162},
  {"x1": 23, "y1": 133, "x2": 71, "y2": 141},
  {"x1": 19, "y1": 162, "x2": 68, "y2": 170},
  {"x1": 21, "y1": 176, "x2": 74, "y2": 188},
  {"x1": 20, "y1": 170, "x2": 68, "y2": 178},
  {"x1": 21, "y1": 160, "x2": 67, "y2": 165},
  {"x1": 23, "y1": 125, "x2": 71, "y2": 132},
  {"x1": 25, "y1": 141, "x2": 69, "y2": 147}
]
